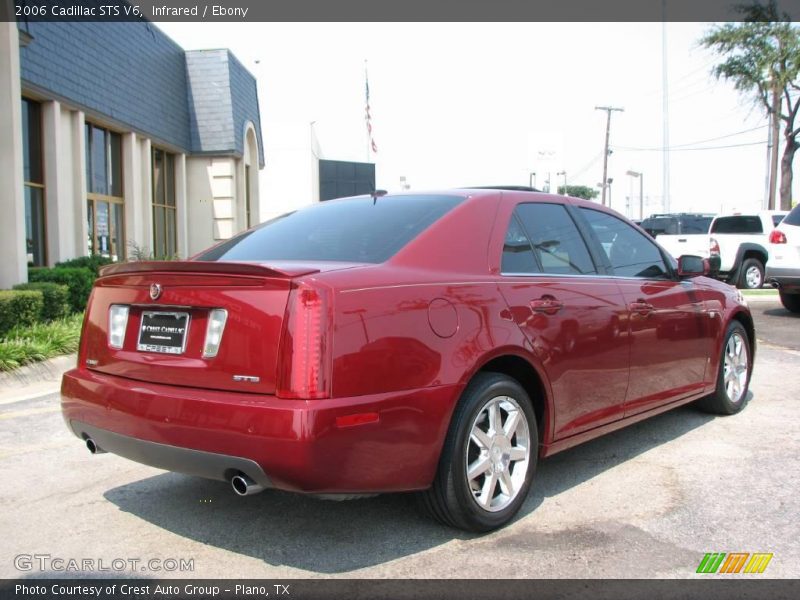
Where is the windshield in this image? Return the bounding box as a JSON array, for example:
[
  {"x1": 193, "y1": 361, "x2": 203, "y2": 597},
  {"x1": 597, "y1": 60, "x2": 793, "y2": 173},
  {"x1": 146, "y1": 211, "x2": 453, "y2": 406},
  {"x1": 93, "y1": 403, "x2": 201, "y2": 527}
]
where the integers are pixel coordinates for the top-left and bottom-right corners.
[
  {"x1": 784, "y1": 206, "x2": 800, "y2": 227},
  {"x1": 196, "y1": 194, "x2": 465, "y2": 263},
  {"x1": 681, "y1": 216, "x2": 714, "y2": 233},
  {"x1": 641, "y1": 217, "x2": 677, "y2": 236}
]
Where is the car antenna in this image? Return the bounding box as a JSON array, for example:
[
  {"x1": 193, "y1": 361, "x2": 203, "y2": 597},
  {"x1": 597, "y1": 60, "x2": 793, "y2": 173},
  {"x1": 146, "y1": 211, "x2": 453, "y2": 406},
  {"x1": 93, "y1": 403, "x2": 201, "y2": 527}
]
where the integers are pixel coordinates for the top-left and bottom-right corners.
[{"x1": 372, "y1": 189, "x2": 387, "y2": 205}]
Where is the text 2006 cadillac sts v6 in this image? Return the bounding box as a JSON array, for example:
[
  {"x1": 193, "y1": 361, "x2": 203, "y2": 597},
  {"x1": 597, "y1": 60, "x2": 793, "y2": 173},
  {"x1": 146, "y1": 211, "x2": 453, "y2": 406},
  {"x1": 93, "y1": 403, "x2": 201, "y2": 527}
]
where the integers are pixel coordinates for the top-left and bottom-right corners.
[{"x1": 62, "y1": 189, "x2": 754, "y2": 531}]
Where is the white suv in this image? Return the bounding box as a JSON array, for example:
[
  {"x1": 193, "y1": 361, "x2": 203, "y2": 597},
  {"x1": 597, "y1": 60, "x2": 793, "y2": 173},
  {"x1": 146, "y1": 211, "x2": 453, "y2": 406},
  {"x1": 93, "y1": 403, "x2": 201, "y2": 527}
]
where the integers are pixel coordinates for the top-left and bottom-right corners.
[{"x1": 767, "y1": 204, "x2": 800, "y2": 313}]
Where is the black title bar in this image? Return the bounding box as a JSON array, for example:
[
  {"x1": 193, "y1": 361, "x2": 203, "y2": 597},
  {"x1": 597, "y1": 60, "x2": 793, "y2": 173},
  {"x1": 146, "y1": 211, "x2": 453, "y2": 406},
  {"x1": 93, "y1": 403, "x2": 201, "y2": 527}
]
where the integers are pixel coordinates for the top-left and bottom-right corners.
[
  {"x1": 1, "y1": 579, "x2": 799, "y2": 600},
  {"x1": 4, "y1": 0, "x2": 800, "y2": 22}
]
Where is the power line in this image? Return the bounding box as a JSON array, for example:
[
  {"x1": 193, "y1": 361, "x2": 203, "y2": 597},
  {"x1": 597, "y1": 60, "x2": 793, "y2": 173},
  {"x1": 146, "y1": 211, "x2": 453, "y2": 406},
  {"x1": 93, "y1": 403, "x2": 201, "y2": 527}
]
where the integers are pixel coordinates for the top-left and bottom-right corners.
[
  {"x1": 616, "y1": 140, "x2": 767, "y2": 152},
  {"x1": 569, "y1": 150, "x2": 604, "y2": 181},
  {"x1": 617, "y1": 125, "x2": 768, "y2": 151}
]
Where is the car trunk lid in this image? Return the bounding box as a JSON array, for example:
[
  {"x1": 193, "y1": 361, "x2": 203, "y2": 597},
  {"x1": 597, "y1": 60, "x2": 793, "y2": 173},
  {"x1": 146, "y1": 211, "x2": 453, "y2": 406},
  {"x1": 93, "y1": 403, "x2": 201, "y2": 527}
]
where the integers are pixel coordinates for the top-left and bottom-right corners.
[{"x1": 81, "y1": 261, "x2": 327, "y2": 395}]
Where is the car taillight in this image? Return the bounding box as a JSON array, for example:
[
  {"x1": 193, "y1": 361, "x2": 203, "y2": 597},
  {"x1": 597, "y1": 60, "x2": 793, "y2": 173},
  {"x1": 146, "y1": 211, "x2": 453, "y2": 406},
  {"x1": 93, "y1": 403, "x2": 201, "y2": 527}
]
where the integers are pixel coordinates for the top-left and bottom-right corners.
[
  {"x1": 276, "y1": 282, "x2": 331, "y2": 399},
  {"x1": 202, "y1": 309, "x2": 228, "y2": 358},
  {"x1": 108, "y1": 305, "x2": 129, "y2": 349},
  {"x1": 709, "y1": 237, "x2": 720, "y2": 256},
  {"x1": 769, "y1": 229, "x2": 787, "y2": 244}
]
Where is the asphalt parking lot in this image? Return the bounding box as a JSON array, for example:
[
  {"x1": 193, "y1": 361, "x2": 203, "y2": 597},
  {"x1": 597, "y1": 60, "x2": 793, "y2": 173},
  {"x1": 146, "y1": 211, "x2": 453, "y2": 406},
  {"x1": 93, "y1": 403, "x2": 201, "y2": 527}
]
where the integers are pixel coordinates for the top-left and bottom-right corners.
[{"x1": 0, "y1": 299, "x2": 798, "y2": 579}]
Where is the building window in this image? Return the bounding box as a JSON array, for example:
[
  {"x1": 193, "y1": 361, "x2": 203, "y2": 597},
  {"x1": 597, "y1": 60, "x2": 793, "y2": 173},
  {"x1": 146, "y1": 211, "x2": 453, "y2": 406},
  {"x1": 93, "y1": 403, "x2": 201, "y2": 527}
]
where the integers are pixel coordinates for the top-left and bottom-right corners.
[
  {"x1": 152, "y1": 148, "x2": 176, "y2": 258},
  {"x1": 85, "y1": 123, "x2": 124, "y2": 260},
  {"x1": 22, "y1": 98, "x2": 46, "y2": 266}
]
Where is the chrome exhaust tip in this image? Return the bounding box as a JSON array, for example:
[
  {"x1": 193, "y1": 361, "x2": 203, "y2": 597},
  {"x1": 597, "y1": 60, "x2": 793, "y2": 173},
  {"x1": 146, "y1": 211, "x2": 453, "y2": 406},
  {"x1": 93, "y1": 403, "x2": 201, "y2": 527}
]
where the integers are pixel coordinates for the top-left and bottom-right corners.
[
  {"x1": 85, "y1": 438, "x2": 106, "y2": 454},
  {"x1": 231, "y1": 473, "x2": 264, "y2": 496}
]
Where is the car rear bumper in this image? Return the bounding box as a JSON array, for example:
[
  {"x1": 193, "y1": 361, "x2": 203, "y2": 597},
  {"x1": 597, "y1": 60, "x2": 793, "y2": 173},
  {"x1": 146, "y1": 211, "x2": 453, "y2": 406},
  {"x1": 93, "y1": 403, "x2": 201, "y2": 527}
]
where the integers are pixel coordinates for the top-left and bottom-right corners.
[
  {"x1": 766, "y1": 267, "x2": 800, "y2": 293},
  {"x1": 61, "y1": 367, "x2": 461, "y2": 493}
]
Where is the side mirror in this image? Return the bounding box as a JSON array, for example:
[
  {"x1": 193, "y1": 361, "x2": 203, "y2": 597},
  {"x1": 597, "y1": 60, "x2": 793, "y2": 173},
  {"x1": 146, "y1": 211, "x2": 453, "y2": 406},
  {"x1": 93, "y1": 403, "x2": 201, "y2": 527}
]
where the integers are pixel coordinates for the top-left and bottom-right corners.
[{"x1": 677, "y1": 255, "x2": 710, "y2": 278}]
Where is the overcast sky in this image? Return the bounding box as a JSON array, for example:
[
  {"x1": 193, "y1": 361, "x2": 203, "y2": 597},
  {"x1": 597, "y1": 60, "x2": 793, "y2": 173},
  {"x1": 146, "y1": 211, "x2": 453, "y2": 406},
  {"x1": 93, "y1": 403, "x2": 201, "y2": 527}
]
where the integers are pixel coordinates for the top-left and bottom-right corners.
[{"x1": 158, "y1": 22, "x2": 797, "y2": 219}]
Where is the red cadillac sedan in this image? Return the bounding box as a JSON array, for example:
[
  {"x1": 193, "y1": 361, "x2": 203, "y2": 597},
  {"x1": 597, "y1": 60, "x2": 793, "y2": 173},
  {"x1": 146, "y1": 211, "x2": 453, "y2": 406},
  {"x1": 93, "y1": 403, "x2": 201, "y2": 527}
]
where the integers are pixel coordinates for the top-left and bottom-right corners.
[{"x1": 61, "y1": 189, "x2": 754, "y2": 532}]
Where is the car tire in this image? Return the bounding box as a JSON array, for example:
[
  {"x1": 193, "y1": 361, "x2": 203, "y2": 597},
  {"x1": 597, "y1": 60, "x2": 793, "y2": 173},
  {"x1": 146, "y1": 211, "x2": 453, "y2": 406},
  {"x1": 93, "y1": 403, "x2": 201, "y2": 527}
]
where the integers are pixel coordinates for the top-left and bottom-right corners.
[
  {"x1": 696, "y1": 321, "x2": 752, "y2": 415},
  {"x1": 737, "y1": 258, "x2": 764, "y2": 289},
  {"x1": 779, "y1": 291, "x2": 800, "y2": 314},
  {"x1": 418, "y1": 372, "x2": 537, "y2": 532}
]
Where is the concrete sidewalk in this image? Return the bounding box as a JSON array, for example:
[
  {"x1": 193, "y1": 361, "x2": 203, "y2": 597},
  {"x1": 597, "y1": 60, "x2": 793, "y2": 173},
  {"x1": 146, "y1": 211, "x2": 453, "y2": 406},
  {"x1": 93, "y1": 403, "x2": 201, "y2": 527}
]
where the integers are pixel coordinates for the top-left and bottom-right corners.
[{"x1": 0, "y1": 354, "x2": 75, "y2": 405}]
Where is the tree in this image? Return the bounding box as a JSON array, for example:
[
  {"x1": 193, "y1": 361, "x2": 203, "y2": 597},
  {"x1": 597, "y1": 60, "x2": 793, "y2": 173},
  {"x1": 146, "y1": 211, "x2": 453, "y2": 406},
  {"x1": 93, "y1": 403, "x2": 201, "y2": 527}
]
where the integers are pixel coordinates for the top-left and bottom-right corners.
[
  {"x1": 701, "y1": 2, "x2": 800, "y2": 210},
  {"x1": 557, "y1": 185, "x2": 599, "y2": 200}
]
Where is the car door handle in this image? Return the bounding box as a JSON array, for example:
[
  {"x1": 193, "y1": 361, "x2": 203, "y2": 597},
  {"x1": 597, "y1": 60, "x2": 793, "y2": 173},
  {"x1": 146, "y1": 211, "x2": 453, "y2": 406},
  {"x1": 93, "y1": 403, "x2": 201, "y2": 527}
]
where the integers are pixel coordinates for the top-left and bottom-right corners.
[
  {"x1": 629, "y1": 300, "x2": 654, "y2": 315},
  {"x1": 530, "y1": 297, "x2": 564, "y2": 315}
]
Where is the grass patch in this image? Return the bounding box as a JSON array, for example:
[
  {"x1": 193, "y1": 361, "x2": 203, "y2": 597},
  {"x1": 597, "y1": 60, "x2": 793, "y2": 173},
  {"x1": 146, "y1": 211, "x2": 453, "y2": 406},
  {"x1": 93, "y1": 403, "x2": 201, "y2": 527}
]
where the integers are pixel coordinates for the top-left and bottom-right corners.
[
  {"x1": 0, "y1": 313, "x2": 83, "y2": 372},
  {"x1": 741, "y1": 288, "x2": 779, "y2": 296}
]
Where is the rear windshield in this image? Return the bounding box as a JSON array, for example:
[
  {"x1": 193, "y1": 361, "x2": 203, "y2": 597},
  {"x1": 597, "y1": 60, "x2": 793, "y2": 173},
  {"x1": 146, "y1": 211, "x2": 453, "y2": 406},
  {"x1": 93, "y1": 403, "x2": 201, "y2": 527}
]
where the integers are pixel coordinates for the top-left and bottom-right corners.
[
  {"x1": 711, "y1": 216, "x2": 763, "y2": 234},
  {"x1": 784, "y1": 205, "x2": 800, "y2": 227},
  {"x1": 196, "y1": 194, "x2": 465, "y2": 263}
]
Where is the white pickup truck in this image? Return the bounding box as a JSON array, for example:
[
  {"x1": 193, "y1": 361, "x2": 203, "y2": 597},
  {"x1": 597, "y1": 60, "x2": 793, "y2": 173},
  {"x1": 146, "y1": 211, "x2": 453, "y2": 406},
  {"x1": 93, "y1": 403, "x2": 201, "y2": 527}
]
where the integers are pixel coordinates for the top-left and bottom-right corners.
[{"x1": 655, "y1": 210, "x2": 788, "y2": 289}]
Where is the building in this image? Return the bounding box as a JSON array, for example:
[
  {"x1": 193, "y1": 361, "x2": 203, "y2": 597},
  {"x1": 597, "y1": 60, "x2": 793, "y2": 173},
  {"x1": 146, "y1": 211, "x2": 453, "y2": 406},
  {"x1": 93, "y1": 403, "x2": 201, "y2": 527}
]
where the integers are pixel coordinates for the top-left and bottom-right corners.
[
  {"x1": 260, "y1": 121, "x2": 375, "y2": 221},
  {"x1": 0, "y1": 13, "x2": 263, "y2": 288}
]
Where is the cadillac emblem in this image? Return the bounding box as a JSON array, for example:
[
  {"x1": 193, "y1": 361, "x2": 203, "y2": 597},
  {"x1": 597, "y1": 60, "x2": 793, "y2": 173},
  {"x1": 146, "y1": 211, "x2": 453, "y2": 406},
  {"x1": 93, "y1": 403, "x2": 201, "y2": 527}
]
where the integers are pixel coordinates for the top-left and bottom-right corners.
[{"x1": 149, "y1": 283, "x2": 162, "y2": 300}]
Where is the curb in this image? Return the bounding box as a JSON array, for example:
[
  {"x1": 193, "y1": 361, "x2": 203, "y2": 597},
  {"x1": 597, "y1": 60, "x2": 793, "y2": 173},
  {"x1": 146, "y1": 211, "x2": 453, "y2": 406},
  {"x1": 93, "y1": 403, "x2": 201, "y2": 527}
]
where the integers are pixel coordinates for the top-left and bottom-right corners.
[{"x1": 0, "y1": 354, "x2": 75, "y2": 401}]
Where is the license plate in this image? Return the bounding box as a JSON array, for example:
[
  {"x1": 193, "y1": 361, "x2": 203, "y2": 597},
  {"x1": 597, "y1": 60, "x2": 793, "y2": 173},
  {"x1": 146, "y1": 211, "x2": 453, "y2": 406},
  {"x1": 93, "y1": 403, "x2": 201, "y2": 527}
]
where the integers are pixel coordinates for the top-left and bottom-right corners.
[{"x1": 137, "y1": 311, "x2": 190, "y2": 355}]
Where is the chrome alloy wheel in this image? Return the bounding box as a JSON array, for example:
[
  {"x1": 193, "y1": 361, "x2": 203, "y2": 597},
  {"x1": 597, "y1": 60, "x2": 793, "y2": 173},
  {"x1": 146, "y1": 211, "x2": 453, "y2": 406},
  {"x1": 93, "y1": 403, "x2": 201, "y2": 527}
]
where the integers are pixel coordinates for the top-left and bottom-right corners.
[
  {"x1": 465, "y1": 396, "x2": 531, "y2": 512},
  {"x1": 723, "y1": 332, "x2": 748, "y2": 404},
  {"x1": 745, "y1": 265, "x2": 763, "y2": 289}
]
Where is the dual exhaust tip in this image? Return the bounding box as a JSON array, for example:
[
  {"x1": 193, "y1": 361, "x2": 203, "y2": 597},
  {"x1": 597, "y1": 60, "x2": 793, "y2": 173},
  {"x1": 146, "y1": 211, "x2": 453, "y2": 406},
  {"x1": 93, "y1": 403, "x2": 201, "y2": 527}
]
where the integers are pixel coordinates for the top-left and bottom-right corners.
[
  {"x1": 85, "y1": 437, "x2": 264, "y2": 496},
  {"x1": 85, "y1": 438, "x2": 106, "y2": 454},
  {"x1": 230, "y1": 473, "x2": 265, "y2": 496}
]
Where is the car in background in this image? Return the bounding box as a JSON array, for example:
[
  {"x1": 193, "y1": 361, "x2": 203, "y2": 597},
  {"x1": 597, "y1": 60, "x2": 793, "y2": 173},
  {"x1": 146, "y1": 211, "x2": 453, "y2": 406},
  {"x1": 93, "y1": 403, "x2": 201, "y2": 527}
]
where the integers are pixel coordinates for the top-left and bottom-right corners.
[
  {"x1": 61, "y1": 189, "x2": 755, "y2": 532},
  {"x1": 640, "y1": 213, "x2": 715, "y2": 238},
  {"x1": 767, "y1": 204, "x2": 800, "y2": 313},
  {"x1": 657, "y1": 210, "x2": 788, "y2": 289}
]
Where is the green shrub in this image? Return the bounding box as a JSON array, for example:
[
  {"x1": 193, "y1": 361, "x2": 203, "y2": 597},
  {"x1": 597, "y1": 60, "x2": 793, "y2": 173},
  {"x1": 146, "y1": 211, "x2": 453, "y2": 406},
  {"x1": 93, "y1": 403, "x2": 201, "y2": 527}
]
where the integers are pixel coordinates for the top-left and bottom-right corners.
[
  {"x1": 56, "y1": 255, "x2": 115, "y2": 276},
  {"x1": 28, "y1": 267, "x2": 94, "y2": 313},
  {"x1": 0, "y1": 312, "x2": 83, "y2": 371},
  {"x1": 0, "y1": 290, "x2": 43, "y2": 337},
  {"x1": 13, "y1": 282, "x2": 70, "y2": 321}
]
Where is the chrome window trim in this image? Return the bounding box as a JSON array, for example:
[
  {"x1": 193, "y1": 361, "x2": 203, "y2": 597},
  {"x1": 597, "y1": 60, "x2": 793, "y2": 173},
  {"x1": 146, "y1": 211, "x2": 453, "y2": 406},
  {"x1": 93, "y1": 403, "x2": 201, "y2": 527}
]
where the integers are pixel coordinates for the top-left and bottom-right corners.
[{"x1": 500, "y1": 272, "x2": 676, "y2": 282}]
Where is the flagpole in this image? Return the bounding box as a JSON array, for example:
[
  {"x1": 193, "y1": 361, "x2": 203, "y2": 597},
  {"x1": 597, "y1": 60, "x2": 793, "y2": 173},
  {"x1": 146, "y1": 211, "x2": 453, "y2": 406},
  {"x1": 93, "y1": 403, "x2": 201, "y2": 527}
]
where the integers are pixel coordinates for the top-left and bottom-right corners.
[{"x1": 364, "y1": 59, "x2": 370, "y2": 163}]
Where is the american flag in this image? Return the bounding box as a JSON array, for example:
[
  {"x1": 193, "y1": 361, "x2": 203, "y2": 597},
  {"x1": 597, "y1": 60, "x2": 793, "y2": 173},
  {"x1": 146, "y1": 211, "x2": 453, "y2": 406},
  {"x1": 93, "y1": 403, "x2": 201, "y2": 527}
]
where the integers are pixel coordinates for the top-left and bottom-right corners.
[{"x1": 365, "y1": 64, "x2": 378, "y2": 154}]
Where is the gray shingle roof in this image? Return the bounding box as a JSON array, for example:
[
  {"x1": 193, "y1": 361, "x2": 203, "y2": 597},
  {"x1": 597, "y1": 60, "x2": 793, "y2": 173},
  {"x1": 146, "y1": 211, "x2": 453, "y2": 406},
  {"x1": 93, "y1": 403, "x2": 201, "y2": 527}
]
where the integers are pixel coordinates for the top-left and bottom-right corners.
[{"x1": 20, "y1": 21, "x2": 263, "y2": 166}]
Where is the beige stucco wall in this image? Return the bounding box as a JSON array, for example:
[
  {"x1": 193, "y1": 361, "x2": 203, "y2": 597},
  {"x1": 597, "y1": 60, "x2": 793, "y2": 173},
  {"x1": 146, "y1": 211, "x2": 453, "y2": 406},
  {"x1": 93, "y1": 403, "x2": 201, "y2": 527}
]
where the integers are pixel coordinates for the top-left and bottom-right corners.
[{"x1": 0, "y1": 21, "x2": 27, "y2": 288}]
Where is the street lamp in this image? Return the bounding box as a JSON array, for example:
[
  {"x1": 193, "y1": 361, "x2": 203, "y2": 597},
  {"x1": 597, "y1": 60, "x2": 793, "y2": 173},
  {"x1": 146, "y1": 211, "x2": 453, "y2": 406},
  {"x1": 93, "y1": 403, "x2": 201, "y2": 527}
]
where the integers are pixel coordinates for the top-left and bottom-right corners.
[
  {"x1": 557, "y1": 171, "x2": 567, "y2": 195},
  {"x1": 529, "y1": 172, "x2": 537, "y2": 189},
  {"x1": 626, "y1": 170, "x2": 644, "y2": 220}
]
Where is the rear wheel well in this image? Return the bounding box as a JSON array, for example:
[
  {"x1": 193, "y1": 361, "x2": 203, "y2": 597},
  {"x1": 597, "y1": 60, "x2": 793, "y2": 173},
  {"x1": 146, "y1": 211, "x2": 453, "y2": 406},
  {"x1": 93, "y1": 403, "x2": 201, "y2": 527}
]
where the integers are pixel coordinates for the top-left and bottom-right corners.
[
  {"x1": 740, "y1": 249, "x2": 766, "y2": 266},
  {"x1": 477, "y1": 355, "x2": 547, "y2": 442}
]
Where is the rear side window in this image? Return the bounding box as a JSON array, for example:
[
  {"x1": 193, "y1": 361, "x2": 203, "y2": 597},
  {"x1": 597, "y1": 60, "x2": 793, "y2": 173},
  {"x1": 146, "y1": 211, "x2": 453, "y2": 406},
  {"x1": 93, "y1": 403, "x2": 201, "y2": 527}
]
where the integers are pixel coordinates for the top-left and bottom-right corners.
[
  {"x1": 501, "y1": 214, "x2": 539, "y2": 273},
  {"x1": 196, "y1": 194, "x2": 464, "y2": 263},
  {"x1": 772, "y1": 214, "x2": 786, "y2": 227},
  {"x1": 711, "y1": 216, "x2": 763, "y2": 234},
  {"x1": 784, "y1": 205, "x2": 800, "y2": 226},
  {"x1": 514, "y1": 203, "x2": 597, "y2": 275},
  {"x1": 581, "y1": 208, "x2": 670, "y2": 279}
]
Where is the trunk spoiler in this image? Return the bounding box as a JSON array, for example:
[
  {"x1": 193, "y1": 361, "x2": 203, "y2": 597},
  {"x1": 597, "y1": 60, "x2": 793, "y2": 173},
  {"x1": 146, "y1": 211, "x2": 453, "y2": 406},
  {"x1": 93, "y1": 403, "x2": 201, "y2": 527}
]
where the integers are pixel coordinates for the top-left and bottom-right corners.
[{"x1": 98, "y1": 261, "x2": 320, "y2": 279}]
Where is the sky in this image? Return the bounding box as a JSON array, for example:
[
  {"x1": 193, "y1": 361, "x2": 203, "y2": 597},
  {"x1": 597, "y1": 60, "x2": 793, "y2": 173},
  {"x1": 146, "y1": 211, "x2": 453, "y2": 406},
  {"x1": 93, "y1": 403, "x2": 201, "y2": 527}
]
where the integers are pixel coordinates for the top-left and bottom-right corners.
[{"x1": 157, "y1": 22, "x2": 797, "y2": 220}]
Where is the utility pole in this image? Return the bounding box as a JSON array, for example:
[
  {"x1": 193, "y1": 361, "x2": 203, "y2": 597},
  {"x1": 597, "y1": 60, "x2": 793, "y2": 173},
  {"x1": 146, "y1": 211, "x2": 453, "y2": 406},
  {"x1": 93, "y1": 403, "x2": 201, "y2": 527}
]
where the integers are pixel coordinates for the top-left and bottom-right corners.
[
  {"x1": 767, "y1": 83, "x2": 781, "y2": 210},
  {"x1": 662, "y1": 17, "x2": 671, "y2": 213},
  {"x1": 595, "y1": 106, "x2": 624, "y2": 206}
]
